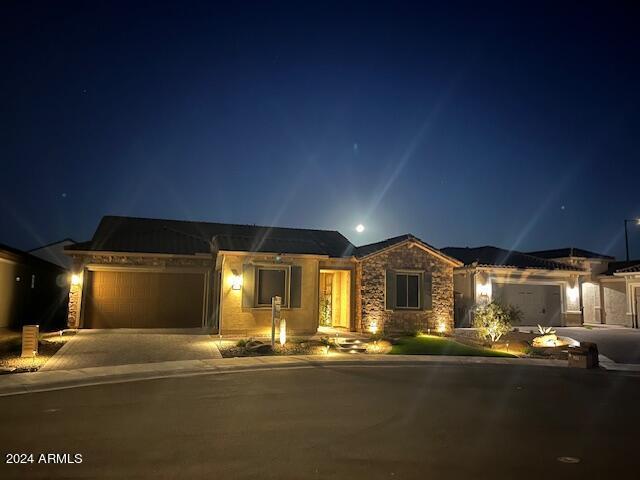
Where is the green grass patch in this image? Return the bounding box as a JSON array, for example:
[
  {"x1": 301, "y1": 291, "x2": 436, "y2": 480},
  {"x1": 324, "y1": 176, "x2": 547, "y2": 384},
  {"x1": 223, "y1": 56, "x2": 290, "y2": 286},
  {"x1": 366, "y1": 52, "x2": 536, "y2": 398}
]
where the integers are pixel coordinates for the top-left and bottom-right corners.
[{"x1": 389, "y1": 335, "x2": 515, "y2": 357}]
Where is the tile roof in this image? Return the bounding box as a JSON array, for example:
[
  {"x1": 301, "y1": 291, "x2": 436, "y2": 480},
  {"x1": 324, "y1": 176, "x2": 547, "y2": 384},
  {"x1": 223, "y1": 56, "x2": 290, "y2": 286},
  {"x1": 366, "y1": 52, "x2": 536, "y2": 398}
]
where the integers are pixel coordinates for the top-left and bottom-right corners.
[
  {"x1": 353, "y1": 234, "x2": 416, "y2": 258},
  {"x1": 603, "y1": 260, "x2": 640, "y2": 275},
  {"x1": 618, "y1": 264, "x2": 640, "y2": 273},
  {"x1": 526, "y1": 247, "x2": 614, "y2": 260},
  {"x1": 66, "y1": 216, "x2": 356, "y2": 258},
  {"x1": 441, "y1": 246, "x2": 584, "y2": 271},
  {"x1": 353, "y1": 234, "x2": 462, "y2": 265}
]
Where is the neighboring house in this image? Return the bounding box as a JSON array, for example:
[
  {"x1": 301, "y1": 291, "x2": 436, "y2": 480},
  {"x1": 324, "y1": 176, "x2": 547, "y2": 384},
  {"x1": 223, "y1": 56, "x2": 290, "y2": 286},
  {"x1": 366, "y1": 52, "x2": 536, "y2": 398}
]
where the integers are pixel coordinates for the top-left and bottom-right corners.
[
  {"x1": 64, "y1": 216, "x2": 462, "y2": 335},
  {"x1": 442, "y1": 246, "x2": 588, "y2": 327},
  {"x1": 0, "y1": 243, "x2": 69, "y2": 330},
  {"x1": 28, "y1": 238, "x2": 76, "y2": 269},
  {"x1": 530, "y1": 248, "x2": 639, "y2": 328}
]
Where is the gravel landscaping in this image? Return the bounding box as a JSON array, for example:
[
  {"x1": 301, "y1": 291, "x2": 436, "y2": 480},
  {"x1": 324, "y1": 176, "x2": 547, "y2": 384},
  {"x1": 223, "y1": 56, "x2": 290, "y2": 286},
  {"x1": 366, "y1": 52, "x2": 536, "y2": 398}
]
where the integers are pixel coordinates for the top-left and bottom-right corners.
[
  {"x1": 454, "y1": 329, "x2": 572, "y2": 360},
  {"x1": 217, "y1": 337, "x2": 330, "y2": 358},
  {"x1": 0, "y1": 331, "x2": 76, "y2": 374}
]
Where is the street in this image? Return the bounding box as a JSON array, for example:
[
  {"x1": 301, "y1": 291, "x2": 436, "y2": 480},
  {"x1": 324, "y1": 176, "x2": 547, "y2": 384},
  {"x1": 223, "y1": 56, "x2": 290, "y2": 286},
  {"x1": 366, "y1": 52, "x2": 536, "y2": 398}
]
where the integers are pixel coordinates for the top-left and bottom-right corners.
[{"x1": 1, "y1": 363, "x2": 639, "y2": 479}]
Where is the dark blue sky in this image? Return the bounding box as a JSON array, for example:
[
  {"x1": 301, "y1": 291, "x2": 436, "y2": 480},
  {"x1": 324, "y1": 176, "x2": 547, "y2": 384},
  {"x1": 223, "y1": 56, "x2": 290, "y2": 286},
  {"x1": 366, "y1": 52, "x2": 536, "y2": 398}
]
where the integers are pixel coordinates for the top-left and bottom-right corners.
[{"x1": 2, "y1": 1, "x2": 639, "y2": 258}]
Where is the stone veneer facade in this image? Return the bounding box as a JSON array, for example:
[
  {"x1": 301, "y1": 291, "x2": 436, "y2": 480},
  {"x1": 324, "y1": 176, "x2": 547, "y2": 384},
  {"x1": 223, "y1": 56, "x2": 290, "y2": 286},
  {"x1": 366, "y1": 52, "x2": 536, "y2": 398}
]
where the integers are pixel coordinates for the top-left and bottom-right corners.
[{"x1": 356, "y1": 243, "x2": 455, "y2": 334}]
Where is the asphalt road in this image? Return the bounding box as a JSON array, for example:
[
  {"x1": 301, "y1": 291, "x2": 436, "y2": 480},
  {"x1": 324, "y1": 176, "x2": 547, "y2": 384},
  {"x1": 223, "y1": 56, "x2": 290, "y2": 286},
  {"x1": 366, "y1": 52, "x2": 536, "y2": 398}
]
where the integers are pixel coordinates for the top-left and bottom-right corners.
[
  {"x1": 1, "y1": 364, "x2": 639, "y2": 479},
  {"x1": 555, "y1": 327, "x2": 640, "y2": 363}
]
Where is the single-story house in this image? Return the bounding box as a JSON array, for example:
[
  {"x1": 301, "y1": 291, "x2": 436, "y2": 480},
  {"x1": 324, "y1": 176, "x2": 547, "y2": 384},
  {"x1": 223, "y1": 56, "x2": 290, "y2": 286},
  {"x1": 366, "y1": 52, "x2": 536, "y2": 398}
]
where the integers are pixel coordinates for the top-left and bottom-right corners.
[
  {"x1": 530, "y1": 248, "x2": 639, "y2": 328},
  {"x1": 0, "y1": 242, "x2": 69, "y2": 330},
  {"x1": 442, "y1": 246, "x2": 589, "y2": 327},
  {"x1": 64, "y1": 216, "x2": 462, "y2": 335}
]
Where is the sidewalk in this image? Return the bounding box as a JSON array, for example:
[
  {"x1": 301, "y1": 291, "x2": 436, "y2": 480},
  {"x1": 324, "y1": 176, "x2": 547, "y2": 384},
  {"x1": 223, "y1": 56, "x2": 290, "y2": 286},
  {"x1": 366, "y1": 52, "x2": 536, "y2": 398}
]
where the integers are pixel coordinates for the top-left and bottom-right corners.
[{"x1": 0, "y1": 354, "x2": 569, "y2": 397}]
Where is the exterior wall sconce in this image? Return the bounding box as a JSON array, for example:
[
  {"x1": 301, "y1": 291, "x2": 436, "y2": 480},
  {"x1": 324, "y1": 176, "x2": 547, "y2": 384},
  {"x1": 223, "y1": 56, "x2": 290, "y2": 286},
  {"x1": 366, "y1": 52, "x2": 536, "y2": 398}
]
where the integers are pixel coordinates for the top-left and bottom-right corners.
[
  {"x1": 567, "y1": 285, "x2": 579, "y2": 303},
  {"x1": 476, "y1": 280, "x2": 492, "y2": 303},
  {"x1": 230, "y1": 271, "x2": 242, "y2": 290},
  {"x1": 70, "y1": 273, "x2": 82, "y2": 286}
]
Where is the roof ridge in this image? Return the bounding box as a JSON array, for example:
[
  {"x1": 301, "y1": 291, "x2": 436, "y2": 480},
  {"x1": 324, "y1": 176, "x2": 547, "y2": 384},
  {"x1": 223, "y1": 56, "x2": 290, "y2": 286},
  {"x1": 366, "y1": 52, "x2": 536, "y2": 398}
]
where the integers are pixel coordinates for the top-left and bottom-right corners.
[
  {"x1": 101, "y1": 215, "x2": 343, "y2": 235},
  {"x1": 355, "y1": 233, "x2": 412, "y2": 249}
]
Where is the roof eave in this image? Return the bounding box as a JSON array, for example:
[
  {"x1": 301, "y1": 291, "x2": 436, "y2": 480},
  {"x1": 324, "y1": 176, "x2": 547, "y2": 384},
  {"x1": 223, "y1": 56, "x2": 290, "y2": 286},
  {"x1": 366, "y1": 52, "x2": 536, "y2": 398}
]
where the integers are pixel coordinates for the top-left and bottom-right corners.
[{"x1": 474, "y1": 265, "x2": 587, "y2": 275}]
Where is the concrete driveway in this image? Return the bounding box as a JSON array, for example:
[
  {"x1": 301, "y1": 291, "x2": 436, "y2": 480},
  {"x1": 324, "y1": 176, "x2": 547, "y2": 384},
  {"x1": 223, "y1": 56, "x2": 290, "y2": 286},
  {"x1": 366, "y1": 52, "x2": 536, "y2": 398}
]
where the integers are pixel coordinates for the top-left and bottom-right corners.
[
  {"x1": 41, "y1": 329, "x2": 222, "y2": 371},
  {"x1": 554, "y1": 326, "x2": 640, "y2": 364}
]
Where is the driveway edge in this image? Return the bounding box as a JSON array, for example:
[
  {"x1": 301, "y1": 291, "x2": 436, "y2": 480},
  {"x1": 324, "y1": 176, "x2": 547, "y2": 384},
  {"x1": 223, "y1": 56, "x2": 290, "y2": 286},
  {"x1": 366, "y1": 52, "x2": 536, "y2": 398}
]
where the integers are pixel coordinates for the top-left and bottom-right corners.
[{"x1": 0, "y1": 354, "x2": 572, "y2": 397}]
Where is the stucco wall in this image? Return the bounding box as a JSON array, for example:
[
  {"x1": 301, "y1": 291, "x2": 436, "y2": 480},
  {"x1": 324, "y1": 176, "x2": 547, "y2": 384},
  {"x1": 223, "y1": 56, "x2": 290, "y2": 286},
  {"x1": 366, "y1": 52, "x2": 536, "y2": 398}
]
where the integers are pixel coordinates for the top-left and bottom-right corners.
[
  {"x1": 220, "y1": 254, "x2": 320, "y2": 335},
  {"x1": 357, "y1": 244, "x2": 454, "y2": 334},
  {"x1": 0, "y1": 260, "x2": 18, "y2": 328},
  {"x1": 603, "y1": 280, "x2": 629, "y2": 326}
]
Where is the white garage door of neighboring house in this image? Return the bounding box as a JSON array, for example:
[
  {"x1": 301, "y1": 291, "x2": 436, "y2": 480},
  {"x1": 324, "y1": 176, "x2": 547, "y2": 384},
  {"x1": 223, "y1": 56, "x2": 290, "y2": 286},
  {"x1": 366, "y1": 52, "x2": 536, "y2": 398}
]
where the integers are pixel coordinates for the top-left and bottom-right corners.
[{"x1": 493, "y1": 283, "x2": 562, "y2": 326}]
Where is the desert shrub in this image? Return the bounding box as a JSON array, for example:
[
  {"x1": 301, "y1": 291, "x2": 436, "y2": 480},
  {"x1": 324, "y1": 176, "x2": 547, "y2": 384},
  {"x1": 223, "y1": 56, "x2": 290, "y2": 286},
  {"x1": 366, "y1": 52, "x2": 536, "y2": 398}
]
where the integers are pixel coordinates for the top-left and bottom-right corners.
[
  {"x1": 473, "y1": 301, "x2": 520, "y2": 343},
  {"x1": 236, "y1": 338, "x2": 253, "y2": 348}
]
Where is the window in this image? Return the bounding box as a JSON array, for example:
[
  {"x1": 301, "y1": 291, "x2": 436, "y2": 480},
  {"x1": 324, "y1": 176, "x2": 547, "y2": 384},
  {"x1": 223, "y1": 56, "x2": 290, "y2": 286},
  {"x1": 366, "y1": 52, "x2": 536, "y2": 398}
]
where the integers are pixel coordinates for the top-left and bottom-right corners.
[
  {"x1": 256, "y1": 268, "x2": 287, "y2": 306},
  {"x1": 395, "y1": 273, "x2": 420, "y2": 309}
]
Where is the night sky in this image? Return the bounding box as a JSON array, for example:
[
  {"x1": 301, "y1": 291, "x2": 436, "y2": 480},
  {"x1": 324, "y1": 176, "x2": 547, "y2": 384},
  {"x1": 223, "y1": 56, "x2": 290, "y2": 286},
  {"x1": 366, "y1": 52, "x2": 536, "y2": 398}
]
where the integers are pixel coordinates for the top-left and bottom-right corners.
[{"x1": 2, "y1": 1, "x2": 639, "y2": 258}]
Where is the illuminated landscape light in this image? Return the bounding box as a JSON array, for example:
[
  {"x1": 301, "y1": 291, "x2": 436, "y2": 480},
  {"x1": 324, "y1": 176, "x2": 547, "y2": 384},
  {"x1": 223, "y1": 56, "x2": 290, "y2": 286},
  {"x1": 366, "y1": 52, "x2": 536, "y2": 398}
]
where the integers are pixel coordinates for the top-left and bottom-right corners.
[{"x1": 279, "y1": 319, "x2": 287, "y2": 346}]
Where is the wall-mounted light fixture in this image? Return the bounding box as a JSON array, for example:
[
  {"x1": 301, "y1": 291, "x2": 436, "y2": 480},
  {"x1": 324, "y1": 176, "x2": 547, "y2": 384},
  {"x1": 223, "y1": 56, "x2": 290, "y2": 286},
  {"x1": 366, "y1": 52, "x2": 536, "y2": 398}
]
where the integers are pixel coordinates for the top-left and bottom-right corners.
[
  {"x1": 70, "y1": 273, "x2": 82, "y2": 286},
  {"x1": 476, "y1": 280, "x2": 492, "y2": 302},
  {"x1": 566, "y1": 285, "x2": 579, "y2": 303},
  {"x1": 230, "y1": 270, "x2": 242, "y2": 290}
]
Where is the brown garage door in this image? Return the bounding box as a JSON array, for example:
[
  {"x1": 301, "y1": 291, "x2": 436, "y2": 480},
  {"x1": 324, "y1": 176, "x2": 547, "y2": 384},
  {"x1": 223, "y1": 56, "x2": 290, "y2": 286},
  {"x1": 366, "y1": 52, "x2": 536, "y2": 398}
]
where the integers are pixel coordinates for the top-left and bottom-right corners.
[{"x1": 84, "y1": 271, "x2": 205, "y2": 328}]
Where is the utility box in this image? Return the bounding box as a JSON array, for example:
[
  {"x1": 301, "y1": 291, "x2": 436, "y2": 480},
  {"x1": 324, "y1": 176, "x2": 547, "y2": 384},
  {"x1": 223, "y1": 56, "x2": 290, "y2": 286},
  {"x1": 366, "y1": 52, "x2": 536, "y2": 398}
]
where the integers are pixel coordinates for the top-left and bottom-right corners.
[
  {"x1": 21, "y1": 325, "x2": 39, "y2": 358},
  {"x1": 568, "y1": 342, "x2": 599, "y2": 369}
]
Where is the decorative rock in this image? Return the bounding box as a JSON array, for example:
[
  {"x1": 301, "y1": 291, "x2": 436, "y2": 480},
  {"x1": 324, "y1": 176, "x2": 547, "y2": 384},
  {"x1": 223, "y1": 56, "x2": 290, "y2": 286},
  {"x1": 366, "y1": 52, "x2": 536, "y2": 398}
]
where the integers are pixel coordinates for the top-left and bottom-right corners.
[{"x1": 246, "y1": 342, "x2": 273, "y2": 354}]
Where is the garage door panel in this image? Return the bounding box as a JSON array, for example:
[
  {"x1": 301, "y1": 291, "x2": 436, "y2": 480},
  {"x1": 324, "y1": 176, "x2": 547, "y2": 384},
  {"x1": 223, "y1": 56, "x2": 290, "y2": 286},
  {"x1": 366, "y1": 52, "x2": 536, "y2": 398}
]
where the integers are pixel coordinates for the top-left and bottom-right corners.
[
  {"x1": 493, "y1": 283, "x2": 561, "y2": 326},
  {"x1": 85, "y1": 271, "x2": 204, "y2": 328}
]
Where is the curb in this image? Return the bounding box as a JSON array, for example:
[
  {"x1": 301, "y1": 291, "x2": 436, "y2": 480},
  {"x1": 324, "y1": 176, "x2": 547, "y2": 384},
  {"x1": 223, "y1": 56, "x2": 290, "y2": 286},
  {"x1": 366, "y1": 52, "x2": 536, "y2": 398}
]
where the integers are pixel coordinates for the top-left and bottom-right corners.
[{"x1": 0, "y1": 354, "x2": 569, "y2": 397}]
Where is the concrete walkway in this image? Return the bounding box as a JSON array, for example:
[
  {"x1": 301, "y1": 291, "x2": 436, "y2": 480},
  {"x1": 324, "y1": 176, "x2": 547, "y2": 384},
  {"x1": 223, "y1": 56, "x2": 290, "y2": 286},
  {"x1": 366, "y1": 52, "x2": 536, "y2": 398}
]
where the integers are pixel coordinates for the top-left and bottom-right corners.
[
  {"x1": 0, "y1": 354, "x2": 571, "y2": 397},
  {"x1": 40, "y1": 329, "x2": 222, "y2": 371}
]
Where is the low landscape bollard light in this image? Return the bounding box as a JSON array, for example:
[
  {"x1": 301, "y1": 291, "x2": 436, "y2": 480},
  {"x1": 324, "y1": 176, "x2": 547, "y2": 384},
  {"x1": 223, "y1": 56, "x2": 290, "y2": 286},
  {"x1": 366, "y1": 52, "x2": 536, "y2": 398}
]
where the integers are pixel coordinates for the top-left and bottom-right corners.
[{"x1": 279, "y1": 318, "x2": 287, "y2": 346}]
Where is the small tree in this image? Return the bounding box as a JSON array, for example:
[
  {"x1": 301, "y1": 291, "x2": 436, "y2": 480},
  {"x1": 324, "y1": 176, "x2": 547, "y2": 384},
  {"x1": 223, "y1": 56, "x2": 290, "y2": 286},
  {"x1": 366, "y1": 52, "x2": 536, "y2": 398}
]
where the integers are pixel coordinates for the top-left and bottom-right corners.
[{"x1": 473, "y1": 301, "x2": 520, "y2": 343}]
